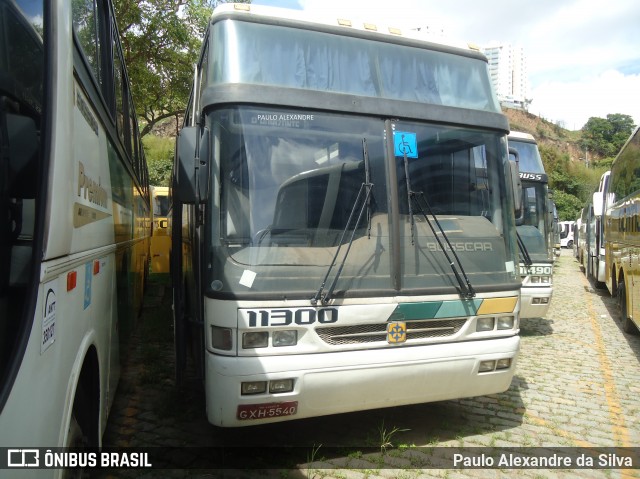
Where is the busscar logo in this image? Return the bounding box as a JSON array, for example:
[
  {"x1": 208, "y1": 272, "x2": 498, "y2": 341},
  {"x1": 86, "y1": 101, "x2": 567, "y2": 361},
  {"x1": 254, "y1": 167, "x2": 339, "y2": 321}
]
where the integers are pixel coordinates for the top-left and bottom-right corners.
[
  {"x1": 519, "y1": 172, "x2": 548, "y2": 182},
  {"x1": 8, "y1": 449, "x2": 39, "y2": 467}
]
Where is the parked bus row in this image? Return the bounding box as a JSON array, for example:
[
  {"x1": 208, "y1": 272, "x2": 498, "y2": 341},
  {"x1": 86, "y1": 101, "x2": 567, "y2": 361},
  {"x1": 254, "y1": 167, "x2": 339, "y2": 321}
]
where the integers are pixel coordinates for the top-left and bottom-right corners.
[
  {"x1": 0, "y1": 3, "x2": 562, "y2": 473},
  {"x1": 574, "y1": 126, "x2": 640, "y2": 335}
]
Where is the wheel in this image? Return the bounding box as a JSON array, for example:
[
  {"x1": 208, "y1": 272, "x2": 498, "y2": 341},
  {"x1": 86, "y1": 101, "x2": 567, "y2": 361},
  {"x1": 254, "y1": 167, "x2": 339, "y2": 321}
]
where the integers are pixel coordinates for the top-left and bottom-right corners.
[
  {"x1": 567, "y1": 240, "x2": 573, "y2": 248},
  {"x1": 617, "y1": 280, "x2": 639, "y2": 335},
  {"x1": 61, "y1": 414, "x2": 88, "y2": 479}
]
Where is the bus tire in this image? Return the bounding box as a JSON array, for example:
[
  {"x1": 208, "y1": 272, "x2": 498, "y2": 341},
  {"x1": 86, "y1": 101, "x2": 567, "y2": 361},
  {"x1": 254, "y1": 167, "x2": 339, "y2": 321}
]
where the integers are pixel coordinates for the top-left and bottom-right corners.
[
  {"x1": 62, "y1": 414, "x2": 88, "y2": 479},
  {"x1": 618, "y1": 280, "x2": 638, "y2": 335}
]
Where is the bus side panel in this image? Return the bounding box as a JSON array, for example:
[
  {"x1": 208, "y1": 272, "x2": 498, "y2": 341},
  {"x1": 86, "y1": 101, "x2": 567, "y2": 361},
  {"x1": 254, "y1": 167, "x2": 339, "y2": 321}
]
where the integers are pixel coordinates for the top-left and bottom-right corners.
[
  {"x1": 0, "y1": 253, "x2": 115, "y2": 449},
  {"x1": 0, "y1": 8, "x2": 120, "y2": 452}
]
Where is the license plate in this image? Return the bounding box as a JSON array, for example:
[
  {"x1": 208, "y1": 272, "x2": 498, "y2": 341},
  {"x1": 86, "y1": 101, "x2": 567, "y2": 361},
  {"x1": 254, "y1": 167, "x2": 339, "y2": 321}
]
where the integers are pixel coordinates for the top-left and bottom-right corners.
[{"x1": 237, "y1": 401, "x2": 298, "y2": 420}]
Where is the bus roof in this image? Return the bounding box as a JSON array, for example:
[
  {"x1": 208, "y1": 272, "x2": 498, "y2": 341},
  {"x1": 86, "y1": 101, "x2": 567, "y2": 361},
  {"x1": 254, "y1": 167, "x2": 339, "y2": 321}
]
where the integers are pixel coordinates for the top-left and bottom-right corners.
[
  {"x1": 508, "y1": 131, "x2": 536, "y2": 143},
  {"x1": 211, "y1": 3, "x2": 476, "y2": 53}
]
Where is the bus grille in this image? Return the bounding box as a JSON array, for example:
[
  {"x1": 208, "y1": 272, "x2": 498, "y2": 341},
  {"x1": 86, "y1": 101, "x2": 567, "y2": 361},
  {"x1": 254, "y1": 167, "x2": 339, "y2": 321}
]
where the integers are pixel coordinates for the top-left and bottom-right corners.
[{"x1": 315, "y1": 319, "x2": 467, "y2": 345}]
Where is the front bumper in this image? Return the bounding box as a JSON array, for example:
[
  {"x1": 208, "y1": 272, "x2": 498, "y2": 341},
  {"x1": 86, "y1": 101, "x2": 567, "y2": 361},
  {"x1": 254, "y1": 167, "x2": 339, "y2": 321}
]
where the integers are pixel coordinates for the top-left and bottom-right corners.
[{"x1": 205, "y1": 335, "x2": 520, "y2": 427}]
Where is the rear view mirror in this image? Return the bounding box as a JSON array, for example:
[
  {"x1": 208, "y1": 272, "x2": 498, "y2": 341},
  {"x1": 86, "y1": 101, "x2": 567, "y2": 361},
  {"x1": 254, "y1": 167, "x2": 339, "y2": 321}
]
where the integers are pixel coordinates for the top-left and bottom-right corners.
[
  {"x1": 592, "y1": 192, "x2": 603, "y2": 217},
  {"x1": 174, "y1": 126, "x2": 209, "y2": 204},
  {"x1": 508, "y1": 159, "x2": 522, "y2": 214},
  {"x1": 508, "y1": 147, "x2": 522, "y2": 214}
]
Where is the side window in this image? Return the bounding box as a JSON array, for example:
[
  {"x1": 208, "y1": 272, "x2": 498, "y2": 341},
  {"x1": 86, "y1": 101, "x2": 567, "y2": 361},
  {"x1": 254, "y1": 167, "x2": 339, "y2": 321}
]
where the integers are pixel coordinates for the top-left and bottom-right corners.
[
  {"x1": 199, "y1": 40, "x2": 209, "y2": 101},
  {"x1": 127, "y1": 93, "x2": 137, "y2": 171},
  {"x1": 185, "y1": 37, "x2": 209, "y2": 127},
  {"x1": 72, "y1": 0, "x2": 104, "y2": 86},
  {"x1": 112, "y1": 34, "x2": 125, "y2": 147}
]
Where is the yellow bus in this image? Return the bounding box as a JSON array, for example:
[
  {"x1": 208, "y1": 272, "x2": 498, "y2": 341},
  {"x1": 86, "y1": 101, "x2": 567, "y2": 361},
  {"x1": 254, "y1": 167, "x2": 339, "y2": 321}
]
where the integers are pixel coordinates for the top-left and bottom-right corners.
[
  {"x1": 0, "y1": 0, "x2": 150, "y2": 469},
  {"x1": 598, "y1": 126, "x2": 640, "y2": 334},
  {"x1": 150, "y1": 186, "x2": 171, "y2": 273}
]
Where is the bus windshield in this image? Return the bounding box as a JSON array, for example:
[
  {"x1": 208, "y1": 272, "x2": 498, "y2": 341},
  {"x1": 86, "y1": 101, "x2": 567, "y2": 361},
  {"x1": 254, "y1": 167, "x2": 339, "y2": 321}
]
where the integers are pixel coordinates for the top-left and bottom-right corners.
[
  {"x1": 208, "y1": 106, "x2": 517, "y2": 298},
  {"x1": 153, "y1": 192, "x2": 170, "y2": 217},
  {"x1": 508, "y1": 135, "x2": 551, "y2": 263},
  {"x1": 511, "y1": 139, "x2": 544, "y2": 174},
  {"x1": 517, "y1": 184, "x2": 550, "y2": 260}
]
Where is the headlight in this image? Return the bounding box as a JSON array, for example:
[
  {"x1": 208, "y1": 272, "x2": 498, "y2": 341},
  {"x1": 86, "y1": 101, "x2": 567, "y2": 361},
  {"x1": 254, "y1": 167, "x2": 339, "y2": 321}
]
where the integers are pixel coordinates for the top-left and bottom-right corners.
[
  {"x1": 273, "y1": 330, "x2": 298, "y2": 347},
  {"x1": 241, "y1": 381, "x2": 267, "y2": 395},
  {"x1": 496, "y1": 358, "x2": 511, "y2": 370},
  {"x1": 269, "y1": 378, "x2": 294, "y2": 393},
  {"x1": 476, "y1": 317, "x2": 495, "y2": 332},
  {"x1": 243, "y1": 331, "x2": 269, "y2": 349},
  {"x1": 211, "y1": 326, "x2": 232, "y2": 350},
  {"x1": 479, "y1": 360, "x2": 496, "y2": 372},
  {"x1": 497, "y1": 316, "x2": 514, "y2": 330}
]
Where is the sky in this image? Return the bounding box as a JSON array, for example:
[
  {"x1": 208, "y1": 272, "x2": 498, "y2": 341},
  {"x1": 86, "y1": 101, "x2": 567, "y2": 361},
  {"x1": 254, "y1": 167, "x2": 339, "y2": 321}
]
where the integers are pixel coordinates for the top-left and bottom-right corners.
[{"x1": 251, "y1": 0, "x2": 640, "y2": 131}]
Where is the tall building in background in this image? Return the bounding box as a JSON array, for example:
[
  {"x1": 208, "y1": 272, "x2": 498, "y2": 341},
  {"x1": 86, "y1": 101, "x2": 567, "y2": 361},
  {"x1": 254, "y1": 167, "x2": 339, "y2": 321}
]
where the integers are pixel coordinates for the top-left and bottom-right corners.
[{"x1": 482, "y1": 43, "x2": 529, "y2": 108}]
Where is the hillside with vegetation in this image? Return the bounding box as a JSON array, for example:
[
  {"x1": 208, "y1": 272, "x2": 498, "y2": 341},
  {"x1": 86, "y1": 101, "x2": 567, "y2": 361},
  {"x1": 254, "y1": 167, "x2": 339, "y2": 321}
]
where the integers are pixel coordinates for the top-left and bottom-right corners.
[{"x1": 504, "y1": 108, "x2": 635, "y2": 221}]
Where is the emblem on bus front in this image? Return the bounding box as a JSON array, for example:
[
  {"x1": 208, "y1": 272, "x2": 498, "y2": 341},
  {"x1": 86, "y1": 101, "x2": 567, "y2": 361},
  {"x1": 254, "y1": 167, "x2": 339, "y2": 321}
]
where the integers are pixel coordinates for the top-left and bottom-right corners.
[{"x1": 387, "y1": 322, "x2": 407, "y2": 344}]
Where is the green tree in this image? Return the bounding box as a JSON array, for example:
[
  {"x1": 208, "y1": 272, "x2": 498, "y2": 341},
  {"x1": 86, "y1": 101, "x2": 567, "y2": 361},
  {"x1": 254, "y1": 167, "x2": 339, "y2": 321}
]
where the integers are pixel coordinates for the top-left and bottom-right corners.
[
  {"x1": 551, "y1": 190, "x2": 584, "y2": 221},
  {"x1": 113, "y1": 0, "x2": 249, "y2": 137},
  {"x1": 540, "y1": 144, "x2": 606, "y2": 220},
  {"x1": 580, "y1": 113, "x2": 635, "y2": 158},
  {"x1": 143, "y1": 136, "x2": 175, "y2": 186}
]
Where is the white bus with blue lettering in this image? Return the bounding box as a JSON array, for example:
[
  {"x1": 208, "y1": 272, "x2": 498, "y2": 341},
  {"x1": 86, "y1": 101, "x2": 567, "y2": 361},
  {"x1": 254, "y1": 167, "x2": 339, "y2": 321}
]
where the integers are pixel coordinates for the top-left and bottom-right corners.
[
  {"x1": 173, "y1": 4, "x2": 522, "y2": 427},
  {"x1": 0, "y1": 0, "x2": 150, "y2": 473},
  {"x1": 508, "y1": 132, "x2": 553, "y2": 318}
]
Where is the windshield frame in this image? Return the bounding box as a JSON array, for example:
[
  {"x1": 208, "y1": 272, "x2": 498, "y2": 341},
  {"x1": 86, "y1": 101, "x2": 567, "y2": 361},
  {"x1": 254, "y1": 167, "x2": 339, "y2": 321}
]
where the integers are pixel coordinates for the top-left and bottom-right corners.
[{"x1": 204, "y1": 105, "x2": 519, "y2": 300}]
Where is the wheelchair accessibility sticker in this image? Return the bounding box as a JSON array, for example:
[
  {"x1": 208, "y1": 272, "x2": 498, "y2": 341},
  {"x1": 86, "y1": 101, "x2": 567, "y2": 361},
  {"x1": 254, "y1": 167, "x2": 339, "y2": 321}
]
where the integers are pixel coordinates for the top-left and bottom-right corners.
[{"x1": 393, "y1": 131, "x2": 417, "y2": 158}]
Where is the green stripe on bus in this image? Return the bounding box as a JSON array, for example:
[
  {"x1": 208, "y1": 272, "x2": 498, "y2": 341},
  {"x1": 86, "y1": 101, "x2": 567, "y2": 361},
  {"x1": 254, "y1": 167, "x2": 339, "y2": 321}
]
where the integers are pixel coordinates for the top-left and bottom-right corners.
[
  {"x1": 434, "y1": 299, "x2": 483, "y2": 318},
  {"x1": 392, "y1": 299, "x2": 482, "y2": 320}
]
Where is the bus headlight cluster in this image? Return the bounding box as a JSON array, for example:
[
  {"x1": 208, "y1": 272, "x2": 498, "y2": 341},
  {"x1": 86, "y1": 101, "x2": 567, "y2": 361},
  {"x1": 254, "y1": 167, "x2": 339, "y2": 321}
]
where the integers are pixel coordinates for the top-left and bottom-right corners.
[
  {"x1": 532, "y1": 297, "x2": 550, "y2": 305},
  {"x1": 241, "y1": 378, "x2": 294, "y2": 395},
  {"x1": 478, "y1": 358, "x2": 511, "y2": 373},
  {"x1": 242, "y1": 330, "x2": 298, "y2": 349},
  {"x1": 530, "y1": 276, "x2": 551, "y2": 284},
  {"x1": 476, "y1": 316, "x2": 515, "y2": 332}
]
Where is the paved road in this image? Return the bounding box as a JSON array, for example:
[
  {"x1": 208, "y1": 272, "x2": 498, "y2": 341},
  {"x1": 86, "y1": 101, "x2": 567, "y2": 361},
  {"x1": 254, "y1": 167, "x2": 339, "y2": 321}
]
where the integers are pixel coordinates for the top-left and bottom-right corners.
[{"x1": 95, "y1": 249, "x2": 640, "y2": 478}]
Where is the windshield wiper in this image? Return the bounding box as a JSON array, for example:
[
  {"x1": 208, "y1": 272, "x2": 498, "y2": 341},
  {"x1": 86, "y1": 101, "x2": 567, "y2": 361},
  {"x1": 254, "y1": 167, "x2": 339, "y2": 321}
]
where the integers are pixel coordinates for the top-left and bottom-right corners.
[
  {"x1": 516, "y1": 230, "x2": 533, "y2": 267},
  {"x1": 403, "y1": 152, "x2": 476, "y2": 299},
  {"x1": 311, "y1": 139, "x2": 373, "y2": 305}
]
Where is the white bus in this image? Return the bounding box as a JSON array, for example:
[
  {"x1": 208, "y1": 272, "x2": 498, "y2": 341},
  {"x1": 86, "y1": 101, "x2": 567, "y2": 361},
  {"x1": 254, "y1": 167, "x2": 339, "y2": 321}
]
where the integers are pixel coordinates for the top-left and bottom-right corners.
[
  {"x1": 587, "y1": 171, "x2": 610, "y2": 287},
  {"x1": 559, "y1": 221, "x2": 575, "y2": 248},
  {"x1": 508, "y1": 132, "x2": 553, "y2": 318},
  {"x1": 173, "y1": 4, "x2": 522, "y2": 427},
  {"x1": 576, "y1": 205, "x2": 591, "y2": 267},
  {"x1": 0, "y1": 0, "x2": 150, "y2": 464}
]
